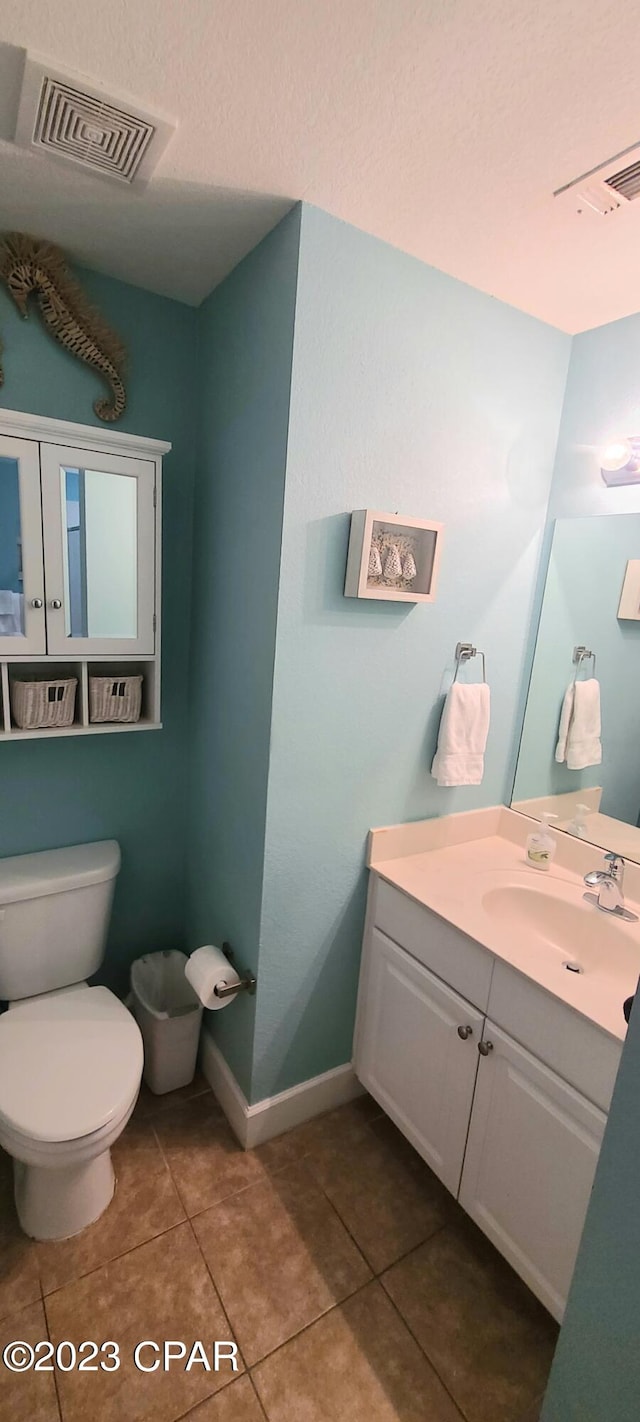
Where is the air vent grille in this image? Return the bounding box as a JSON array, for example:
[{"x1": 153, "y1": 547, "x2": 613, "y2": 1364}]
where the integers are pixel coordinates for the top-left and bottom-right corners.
[
  {"x1": 605, "y1": 160, "x2": 640, "y2": 202},
  {"x1": 33, "y1": 77, "x2": 155, "y2": 183},
  {"x1": 15, "y1": 54, "x2": 176, "y2": 187}
]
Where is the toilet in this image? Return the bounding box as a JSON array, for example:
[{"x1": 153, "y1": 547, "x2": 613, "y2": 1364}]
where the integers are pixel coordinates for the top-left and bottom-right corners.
[{"x1": 0, "y1": 841, "x2": 143, "y2": 1241}]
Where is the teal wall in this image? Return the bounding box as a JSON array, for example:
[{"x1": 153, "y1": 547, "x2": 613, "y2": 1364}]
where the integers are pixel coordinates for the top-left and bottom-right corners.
[
  {"x1": 536, "y1": 310, "x2": 640, "y2": 1420},
  {"x1": 0, "y1": 268, "x2": 198, "y2": 993},
  {"x1": 187, "y1": 209, "x2": 300, "y2": 1098},
  {"x1": 514, "y1": 514, "x2": 640, "y2": 822},
  {"x1": 548, "y1": 311, "x2": 640, "y2": 522},
  {"x1": 250, "y1": 204, "x2": 570, "y2": 1100},
  {"x1": 541, "y1": 994, "x2": 640, "y2": 1422}
]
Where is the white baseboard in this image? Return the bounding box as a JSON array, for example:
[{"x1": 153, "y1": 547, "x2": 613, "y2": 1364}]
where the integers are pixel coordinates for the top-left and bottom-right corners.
[
  {"x1": 199, "y1": 1031, "x2": 252, "y2": 1146},
  {"x1": 199, "y1": 1029, "x2": 364, "y2": 1149}
]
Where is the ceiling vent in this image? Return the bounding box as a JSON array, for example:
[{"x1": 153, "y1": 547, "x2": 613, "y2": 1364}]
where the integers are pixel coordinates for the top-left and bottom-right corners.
[
  {"x1": 14, "y1": 54, "x2": 176, "y2": 187},
  {"x1": 604, "y1": 159, "x2": 640, "y2": 202},
  {"x1": 554, "y1": 140, "x2": 640, "y2": 217}
]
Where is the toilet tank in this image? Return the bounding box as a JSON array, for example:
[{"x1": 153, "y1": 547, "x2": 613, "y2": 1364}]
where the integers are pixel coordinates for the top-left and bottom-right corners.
[{"x1": 0, "y1": 841, "x2": 121, "y2": 1002}]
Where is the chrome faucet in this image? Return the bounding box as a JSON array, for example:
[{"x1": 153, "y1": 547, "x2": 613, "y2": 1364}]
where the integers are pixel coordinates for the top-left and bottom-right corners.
[{"x1": 584, "y1": 852, "x2": 638, "y2": 921}]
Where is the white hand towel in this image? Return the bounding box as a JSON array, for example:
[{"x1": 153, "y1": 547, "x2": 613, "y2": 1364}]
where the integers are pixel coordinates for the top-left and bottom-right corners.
[
  {"x1": 431, "y1": 681, "x2": 491, "y2": 787},
  {"x1": 0, "y1": 589, "x2": 22, "y2": 637},
  {"x1": 555, "y1": 678, "x2": 602, "y2": 770}
]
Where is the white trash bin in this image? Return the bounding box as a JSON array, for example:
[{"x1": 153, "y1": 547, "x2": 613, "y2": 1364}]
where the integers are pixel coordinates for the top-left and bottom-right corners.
[{"x1": 130, "y1": 950, "x2": 203, "y2": 1095}]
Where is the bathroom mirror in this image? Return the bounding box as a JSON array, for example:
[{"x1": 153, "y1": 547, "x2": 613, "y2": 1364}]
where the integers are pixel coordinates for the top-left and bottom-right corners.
[
  {"x1": 0, "y1": 455, "x2": 25, "y2": 637},
  {"x1": 512, "y1": 512, "x2": 640, "y2": 862},
  {"x1": 61, "y1": 465, "x2": 138, "y2": 640}
]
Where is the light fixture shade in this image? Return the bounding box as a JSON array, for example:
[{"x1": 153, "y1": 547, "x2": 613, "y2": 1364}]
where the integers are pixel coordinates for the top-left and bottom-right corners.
[
  {"x1": 600, "y1": 435, "x2": 640, "y2": 485},
  {"x1": 600, "y1": 439, "x2": 632, "y2": 472}
]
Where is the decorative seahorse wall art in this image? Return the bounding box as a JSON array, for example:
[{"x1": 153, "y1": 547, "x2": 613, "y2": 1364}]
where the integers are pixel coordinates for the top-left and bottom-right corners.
[{"x1": 0, "y1": 233, "x2": 127, "y2": 422}]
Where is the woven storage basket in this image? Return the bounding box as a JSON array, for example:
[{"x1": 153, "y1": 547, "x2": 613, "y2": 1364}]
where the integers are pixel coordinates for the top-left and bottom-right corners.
[
  {"x1": 89, "y1": 674, "x2": 143, "y2": 724},
  {"x1": 11, "y1": 678, "x2": 77, "y2": 730}
]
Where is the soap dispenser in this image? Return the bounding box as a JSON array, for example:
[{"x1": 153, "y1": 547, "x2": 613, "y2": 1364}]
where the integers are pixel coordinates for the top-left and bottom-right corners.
[
  {"x1": 566, "y1": 804, "x2": 591, "y2": 839},
  {"x1": 525, "y1": 813, "x2": 558, "y2": 871}
]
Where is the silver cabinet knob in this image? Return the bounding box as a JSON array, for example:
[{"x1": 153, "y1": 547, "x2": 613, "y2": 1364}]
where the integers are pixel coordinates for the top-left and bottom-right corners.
[
  {"x1": 30, "y1": 598, "x2": 43, "y2": 608},
  {"x1": 49, "y1": 599, "x2": 62, "y2": 609},
  {"x1": 478, "y1": 1040, "x2": 494, "y2": 1056},
  {"x1": 457, "y1": 1025, "x2": 473, "y2": 1040}
]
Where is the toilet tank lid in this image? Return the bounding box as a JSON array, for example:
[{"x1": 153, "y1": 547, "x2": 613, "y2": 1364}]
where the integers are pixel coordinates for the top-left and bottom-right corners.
[{"x1": 0, "y1": 841, "x2": 121, "y2": 905}]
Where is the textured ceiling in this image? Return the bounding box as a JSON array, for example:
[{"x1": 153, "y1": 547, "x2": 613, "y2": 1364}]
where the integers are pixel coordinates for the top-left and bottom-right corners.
[{"x1": 1, "y1": 1, "x2": 640, "y2": 331}]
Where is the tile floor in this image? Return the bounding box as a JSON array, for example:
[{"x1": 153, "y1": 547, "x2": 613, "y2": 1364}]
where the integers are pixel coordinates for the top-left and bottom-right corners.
[{"x1": 0, "y1": 1074, "x2": 557, "y2": 1421}]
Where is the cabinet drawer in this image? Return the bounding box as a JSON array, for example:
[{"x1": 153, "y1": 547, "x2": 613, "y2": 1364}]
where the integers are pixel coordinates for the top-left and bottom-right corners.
[
  {"x1": 373, "y1": 876, "x2": 493, "y2": 1012},
  {"x1": 489, "y1": 959, "x2": 622, "y2": 1112}
]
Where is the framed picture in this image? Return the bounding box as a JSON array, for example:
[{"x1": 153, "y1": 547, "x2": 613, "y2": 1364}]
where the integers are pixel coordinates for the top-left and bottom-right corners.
[
  {"x1": 344, "y1": 510, "x2": 444, "y2": 603},
  {"x1": 617, "y1": 559, "x2": 640, "y2": 619}
]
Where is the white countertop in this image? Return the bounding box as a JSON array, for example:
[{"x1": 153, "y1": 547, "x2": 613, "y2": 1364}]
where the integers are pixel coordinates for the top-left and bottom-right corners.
[{"x1": 372, "y1": 824, "x2": 640, "y2": 1043}]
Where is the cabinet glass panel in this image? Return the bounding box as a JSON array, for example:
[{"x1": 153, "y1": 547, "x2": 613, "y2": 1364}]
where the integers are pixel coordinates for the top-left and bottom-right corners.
[
  {"x1": 61, "y1": 465, "x2": 138, "y2": 640},
  {"x1": 0, "y1": 457, "x2": 25, "y2": 637}
]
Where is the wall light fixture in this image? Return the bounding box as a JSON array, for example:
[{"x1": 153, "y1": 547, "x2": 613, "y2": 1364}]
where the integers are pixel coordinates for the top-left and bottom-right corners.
[{"x1": 600, "y1": 436, "x2": 640, "y2": 485}]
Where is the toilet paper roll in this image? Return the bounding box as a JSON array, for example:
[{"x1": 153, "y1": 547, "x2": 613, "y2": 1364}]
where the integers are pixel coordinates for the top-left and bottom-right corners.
[{"x1": 184, "y1": 945, "x2": 241, "y2": 1010}]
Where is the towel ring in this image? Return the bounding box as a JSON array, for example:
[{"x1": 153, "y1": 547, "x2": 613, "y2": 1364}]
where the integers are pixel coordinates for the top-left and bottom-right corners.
[
  {"x1": 573, "y1": 646, "x2": 596, "y2": 679},
  {"x1": 454, "y1": 642, "x2": 487, "y2": 683}
]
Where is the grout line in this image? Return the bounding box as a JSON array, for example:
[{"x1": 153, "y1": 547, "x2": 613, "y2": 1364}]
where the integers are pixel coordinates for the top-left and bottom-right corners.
[
  {"x1": 371, "y1": 1220, "x2": 450, "y2": 1278},
  {"x1": 185, "y1": 1192, "x2": 373, "y2": 1377},
  {"x1": 171, "y1": 1370, "x2": 249, "y2": 1422},
  {"x1": 41, "y1": 1291, "x2": 64, "y2": 1422},
  {"x1": 379, "y1": 1279, "x2": 468, "y2": 1422},
  {"x1": 150, "y1": 1120, "x2": 192, "y2": 1219},
  {"x1": 302, "y1": 1150, "x2": 448, "y2": 1279},
  {"x1": 185, "y1": 1214, "x2": 250, "y2": 1379},
  {"x1": 246, "y1": 1276, "x2": 377, "y2": 1375},
  {"x1": 41, "y1": 1218, "x2": 189, "y2": 1303},
  {"x1": 157, "y1": 1132, "x2": 318, "y2": 1224},
  {"x1": 247, "y1": 1371, "x2": 270, "y2": 1420}
]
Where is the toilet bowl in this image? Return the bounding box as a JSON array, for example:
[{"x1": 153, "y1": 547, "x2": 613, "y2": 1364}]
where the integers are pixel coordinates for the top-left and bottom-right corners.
[
  {"x1": 0, "y1": 983, "x2": 143, "y2": 1239},
  {"x1": 0, "y1": 840, "x2": 143, "y2": 1241}
]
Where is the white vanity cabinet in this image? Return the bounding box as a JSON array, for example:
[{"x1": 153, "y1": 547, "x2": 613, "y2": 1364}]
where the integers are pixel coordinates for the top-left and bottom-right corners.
[
  {"x1": 458, "y1": 1022, "x2": 606, "y2": 1319},
  {"x1": 0, "y1": 410, "x2": 169, "y2": 737},
  {"x1": 354, "y1": 874, "x2": 620, "y2": 1322},
  {"x1": 357, "y1": 928, "x2": 484, "y2": 1194}
]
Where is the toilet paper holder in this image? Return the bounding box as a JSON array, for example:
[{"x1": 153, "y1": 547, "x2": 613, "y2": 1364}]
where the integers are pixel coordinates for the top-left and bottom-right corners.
[{"x1": 214, "y1": 942, "x2": 257, "y2": 1000}]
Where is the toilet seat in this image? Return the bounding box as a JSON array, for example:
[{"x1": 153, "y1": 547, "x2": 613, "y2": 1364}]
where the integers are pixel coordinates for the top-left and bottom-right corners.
[{"x1": 0, "y1": 986, "x2": 143, "y2": 1143}]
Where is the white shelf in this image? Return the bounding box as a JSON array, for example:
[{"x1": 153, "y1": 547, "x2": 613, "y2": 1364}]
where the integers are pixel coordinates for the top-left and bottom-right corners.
[
  {"x1": 0, "y1": 720, "x2": 162, "y2": 741},
  {"x1": 0, "y1": 657, "x2": 160, "y2": 739}
]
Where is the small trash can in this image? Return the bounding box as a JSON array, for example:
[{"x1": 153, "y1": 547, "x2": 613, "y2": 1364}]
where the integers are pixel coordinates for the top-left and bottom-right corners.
[{"x1": 130, "y1": 950, "x2": 203, "y2": 1095}]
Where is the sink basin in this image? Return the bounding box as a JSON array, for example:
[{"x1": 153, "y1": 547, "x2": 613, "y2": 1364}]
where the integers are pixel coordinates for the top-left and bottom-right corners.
[{"x1": 482, "y1": 882, "x2": 632, "y2": 975}]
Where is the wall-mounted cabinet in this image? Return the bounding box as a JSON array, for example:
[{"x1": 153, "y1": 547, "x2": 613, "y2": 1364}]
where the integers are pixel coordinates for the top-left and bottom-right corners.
[{"x1": 0, "y1": 409, "x2": 169, "y2": 738}]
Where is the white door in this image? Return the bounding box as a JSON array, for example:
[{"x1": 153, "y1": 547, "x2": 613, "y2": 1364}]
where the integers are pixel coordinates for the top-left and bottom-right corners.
[
  {"x1": 459, "y1": 1021, "x2": 606, "y2": 1321},
  {"x1": 356, "y1": 928, "x2": 484, "y2": 1195},
  {"x1": 0, "y1": 435, "x2": 46, "y2": 656},
  {"x1": 39, "y1": 443, "x2": 156, "y2": 656}
]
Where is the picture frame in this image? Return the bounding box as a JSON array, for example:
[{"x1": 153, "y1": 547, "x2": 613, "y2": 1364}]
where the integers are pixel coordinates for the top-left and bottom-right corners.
[
  {"x1": 344, "y1": 509, "x2": 444, "y2": 603},
  {"x1": 617, "y1": 560, "x2": 640, "y2": 620}
]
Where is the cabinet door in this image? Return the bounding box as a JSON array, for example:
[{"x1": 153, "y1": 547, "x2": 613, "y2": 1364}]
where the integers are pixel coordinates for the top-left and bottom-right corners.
[
  {"x1": 0, "y1": 434, "x2": 46, "y2": 657},
  {"x1": 459, "y1": 1022, "x2": 606, "y2": 1321},
  {"x1": 356, "y1": 928, "x2": 484, "y2": 1195},
  {"x1": 40, "y1": 443, "x2": 156, "y2": 656}
]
